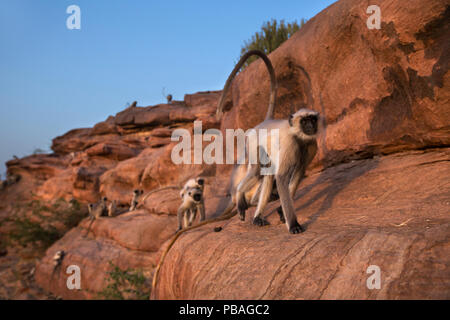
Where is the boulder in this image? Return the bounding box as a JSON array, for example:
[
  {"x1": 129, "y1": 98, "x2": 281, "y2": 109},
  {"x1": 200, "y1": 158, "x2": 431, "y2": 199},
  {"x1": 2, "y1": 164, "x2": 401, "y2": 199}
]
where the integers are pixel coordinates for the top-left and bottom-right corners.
[
  {"x1": 221, "y1": 0, "x2": 450, "y2": 168},
  {"x1": 85, "y1": 142, "x2": 140, "y2": 161},
  {"x1": 34, "y1": 219, "x2": 165, "y2": 299},
  {"x1": 153, "y1": 149, "x2": 450, "y2": 299},
  {"x1": 184, "y1": 91, "x2": 222, "y2": 108},
  {"x1": 90, "y1": 116, "x2": 118, "y2": 136},
  {"x1": 51, "y1": 128, "x2": 94, "y2": 154}
]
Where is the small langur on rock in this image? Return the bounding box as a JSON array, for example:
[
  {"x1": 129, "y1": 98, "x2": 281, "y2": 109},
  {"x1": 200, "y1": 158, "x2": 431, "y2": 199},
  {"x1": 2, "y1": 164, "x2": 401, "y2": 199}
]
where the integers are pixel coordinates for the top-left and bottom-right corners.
[
  {"x1": 176, "y1": 178, "x2": 206, "y2": 232},
  {"x1": 53, "y1": 250, "x2": 65, "y2": 269},
  {"x1": 84, "y1": 197, "x2": 108, "y2": 236},
  {"x1": 129, "y1": 189, "x2": 144, "y2": 211},
  {"x1": 162, "y1": 87, "x2": 173, "y2": 104},
  {"x1": 50, "y1": 250, "x2": 65, "y2": 282},
  {"x1": 87, "y1": 203, "x2": 94, "y2": 216},
  {"x1": 107, "y1": 200, "x2": 118, "y2": 217}
]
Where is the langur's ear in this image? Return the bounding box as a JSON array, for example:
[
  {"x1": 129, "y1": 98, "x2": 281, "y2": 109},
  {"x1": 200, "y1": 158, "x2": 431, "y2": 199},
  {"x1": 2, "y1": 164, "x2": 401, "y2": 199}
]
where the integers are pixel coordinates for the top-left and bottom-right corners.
[
  {"x1": 288, "y1": 114, "x2": 294, "y2": 126},
  {"x1": 180, "y1": 191, "x2": 184, "y2": 199}
]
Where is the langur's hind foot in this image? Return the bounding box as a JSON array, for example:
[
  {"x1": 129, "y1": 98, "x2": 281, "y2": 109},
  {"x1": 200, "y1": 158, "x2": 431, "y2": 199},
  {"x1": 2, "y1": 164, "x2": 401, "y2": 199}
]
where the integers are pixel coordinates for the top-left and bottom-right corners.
[
  {"x1": 289, "y1": 221, "x2": 304, "y2": 234},
  {"x1": 253, "y1": 216, "x2": 270, "y2": 226}
]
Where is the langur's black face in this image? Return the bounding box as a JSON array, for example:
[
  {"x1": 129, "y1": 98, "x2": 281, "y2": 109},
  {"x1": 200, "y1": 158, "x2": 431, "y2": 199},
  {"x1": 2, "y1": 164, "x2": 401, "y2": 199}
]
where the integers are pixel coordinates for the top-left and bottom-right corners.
[
  {"x1": 187, "y1": 188, "x2": 203, "y2": 202},
  {"x1": 300, "y1": 115, "x2": 318, "y2": 135}
]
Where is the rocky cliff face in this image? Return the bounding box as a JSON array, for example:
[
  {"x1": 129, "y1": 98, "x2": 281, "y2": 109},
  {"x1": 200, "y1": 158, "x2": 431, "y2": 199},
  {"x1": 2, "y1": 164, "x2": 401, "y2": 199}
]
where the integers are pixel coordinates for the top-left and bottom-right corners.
[
  {"x1": 222, "y1": 0, "x2": 449, "y2": 169},
  {"x1": 0, "y1": 0, "x2": 448, "y2": 299}
]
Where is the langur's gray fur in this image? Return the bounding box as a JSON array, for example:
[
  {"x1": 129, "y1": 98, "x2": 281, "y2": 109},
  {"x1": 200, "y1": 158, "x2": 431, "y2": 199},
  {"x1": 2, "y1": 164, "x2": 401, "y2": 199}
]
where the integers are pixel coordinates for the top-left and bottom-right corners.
[
  {"x1": 176, "y1": 178, "x2": 205, "y2": 231},
  {"x1": 129, "y1": 189, "x2": 143, "y2": 211},
  {"x1": 84, "y1": 197, "x2": 108, "y2": 236},
  {"x1": 152, "y1": 50, "x2": 320, "y2": 297}
]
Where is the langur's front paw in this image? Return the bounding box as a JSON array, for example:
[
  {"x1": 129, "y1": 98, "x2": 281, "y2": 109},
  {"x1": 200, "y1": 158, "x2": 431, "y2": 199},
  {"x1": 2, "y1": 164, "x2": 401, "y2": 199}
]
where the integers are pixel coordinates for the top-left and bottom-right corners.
[
  {"x1": 289, "y1": 221, "x2": 304, "y2": 234},
  {"x1": 253, "y1": 217, "x2": 270, "y2": 226},
  {"x1": 239, "y1": 210, "x2": 246, "y2": 221}
]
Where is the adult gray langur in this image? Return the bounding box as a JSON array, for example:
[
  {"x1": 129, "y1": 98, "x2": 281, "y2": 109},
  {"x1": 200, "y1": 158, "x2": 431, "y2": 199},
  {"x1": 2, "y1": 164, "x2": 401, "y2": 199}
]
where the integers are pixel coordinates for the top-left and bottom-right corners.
[{"x1": 152, "y1": 50, "x2": 320, "y2": 296}]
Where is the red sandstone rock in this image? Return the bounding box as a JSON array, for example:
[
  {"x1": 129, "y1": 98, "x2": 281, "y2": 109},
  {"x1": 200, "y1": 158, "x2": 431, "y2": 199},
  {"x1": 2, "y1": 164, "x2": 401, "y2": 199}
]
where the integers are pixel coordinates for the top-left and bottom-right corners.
[
  {"x1": 154, "y1": 149, "x2": 450, "y2": 299},
  {"x1": 150, "y1": 127, "x2": 173, "y2": 138},
  {"x1": 184, "y1": 91, "x2": 222, "y2": 108},
  {"x1": 85, "y1": 142, "x2": 140, "y2": 161},
  {"x1": 90, "y1": 116, "x2": 118, "y2": 136},
  {"x1": 51, "y1": 128, "x2": 94, "y2": 154},
  {"x1": 220, "y1": 0, "x2": 449, "y2": 168}
]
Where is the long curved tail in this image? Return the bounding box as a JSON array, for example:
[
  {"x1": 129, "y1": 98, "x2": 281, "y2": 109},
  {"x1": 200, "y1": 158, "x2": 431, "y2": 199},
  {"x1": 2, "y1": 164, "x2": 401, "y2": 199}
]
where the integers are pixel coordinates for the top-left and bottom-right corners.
[
  {"x1": 140, "y1": 185, "x2": 180, "y2": 205},
  {"x1": 151, "y1": 203, "x2": 237, "y2": 299},
  {"x1": 216, "y1": 50, "x2": 277, "y2": 122}
]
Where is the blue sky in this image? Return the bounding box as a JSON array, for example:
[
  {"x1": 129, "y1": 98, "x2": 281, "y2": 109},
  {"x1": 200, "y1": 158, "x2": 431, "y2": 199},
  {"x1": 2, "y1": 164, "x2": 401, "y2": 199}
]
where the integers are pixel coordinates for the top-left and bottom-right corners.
[{"x1": 0, "y1": 0, "x2": 336, "y2": 176}]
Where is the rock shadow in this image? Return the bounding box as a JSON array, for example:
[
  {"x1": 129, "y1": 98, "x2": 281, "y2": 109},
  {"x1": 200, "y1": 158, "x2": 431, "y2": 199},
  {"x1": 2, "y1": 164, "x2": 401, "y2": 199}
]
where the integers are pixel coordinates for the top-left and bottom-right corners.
[{"x1": 294, "y1": 158, "x2": 379, "y2": 230}]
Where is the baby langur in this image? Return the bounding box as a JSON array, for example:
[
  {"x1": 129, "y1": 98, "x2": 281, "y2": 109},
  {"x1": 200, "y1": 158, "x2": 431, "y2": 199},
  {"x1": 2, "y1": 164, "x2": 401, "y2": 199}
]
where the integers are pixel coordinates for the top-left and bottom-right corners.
[
  {"x1": 52, "y1": 250, "x2": 65, "y2": 270},
  {"x1": 107, "y1": 200, "x2": 118, "y2": 217},
  {"x1": 129, "y1": 189, "x2": 144, "y2": 211},
  {"x1": 49, "y1": 250, "x2": 65, "y2": 282},
  {"x1": 84, "y1": 197, "x2": 108, "y2": 236},
  {"x1": 176, "y1": 178, "x2": 205, "y2": 232}
]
